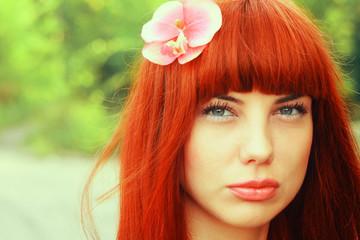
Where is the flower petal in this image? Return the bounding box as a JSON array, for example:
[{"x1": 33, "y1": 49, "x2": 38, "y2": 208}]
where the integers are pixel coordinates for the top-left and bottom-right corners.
[
  {"x1": 178, "y1": 45, "x2": 206, "y2": 64},
  {"x1": 183, "y1": 0, "x2": 222, "y2": 47},
  {"x1": 142, "y1": 42, "x2": 178, "y2": 65},
  {"x1": 141, "y1": 1, "x2": 184, "y2": 43}
]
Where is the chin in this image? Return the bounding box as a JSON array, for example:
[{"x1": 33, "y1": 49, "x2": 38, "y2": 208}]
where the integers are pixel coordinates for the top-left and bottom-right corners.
[
  {"x1": 208, "y1": 205, "x2": 280, "y2": 230},
  {"x1": 222, "y1": 215, "x2": 273, "y2": 229}
]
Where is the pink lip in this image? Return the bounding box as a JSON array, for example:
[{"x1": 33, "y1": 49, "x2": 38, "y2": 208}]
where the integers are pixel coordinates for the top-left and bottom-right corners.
[{"x1": 227, "y1": 178, "x2": 279, "y2": 201}]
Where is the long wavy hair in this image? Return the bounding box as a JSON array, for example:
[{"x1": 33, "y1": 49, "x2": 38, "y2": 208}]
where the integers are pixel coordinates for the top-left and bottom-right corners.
[{"x1": 83, "y1": 0, "x2": 360, "y2": 239}]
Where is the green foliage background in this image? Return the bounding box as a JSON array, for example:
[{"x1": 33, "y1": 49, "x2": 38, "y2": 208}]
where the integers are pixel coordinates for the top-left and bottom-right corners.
[{"x1": 0, "y1": 0, "x2": 359, "y2": 155}]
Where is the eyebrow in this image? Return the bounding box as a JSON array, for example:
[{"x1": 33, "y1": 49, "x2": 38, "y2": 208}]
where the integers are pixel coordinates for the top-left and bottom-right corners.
[
  {"x1": 215, "y1": 95, "x2": 244, "y2": 104},
  {"x1": 215, "y1": 94, "x2": 304, "y2": 104},
  {"x1": 275, "y1": 94, "x2": 304, "y2": 104}
]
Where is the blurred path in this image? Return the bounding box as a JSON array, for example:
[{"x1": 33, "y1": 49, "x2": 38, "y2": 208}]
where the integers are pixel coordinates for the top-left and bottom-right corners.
[{"x1": 0, "y1": 126, "x2": 118, "y2": 240}]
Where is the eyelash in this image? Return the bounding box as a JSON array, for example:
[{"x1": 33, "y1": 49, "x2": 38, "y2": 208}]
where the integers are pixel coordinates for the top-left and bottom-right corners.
[
  {"x1": 201, "y1": 101, "x2": 236, "y2": 121},
  {"x1": 201, "y1": 101, "x2": 309, "y2": 121},
  {"x1": 275, "y1": 102, "x2": 309, "y2": 120}
]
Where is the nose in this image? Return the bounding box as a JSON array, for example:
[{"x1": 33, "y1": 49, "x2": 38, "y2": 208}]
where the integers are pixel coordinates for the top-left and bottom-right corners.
[{"x1": 239, "y1": 121, "x2": 274, "y2": 165}]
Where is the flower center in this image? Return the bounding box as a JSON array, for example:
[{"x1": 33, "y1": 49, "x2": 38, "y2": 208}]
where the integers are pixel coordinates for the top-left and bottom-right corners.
[
  {"x1": 165, "y1": 40, "x2": 185, "y2": 54},
  {"x1": 174, "y1": 19, "x2": 184, "y2": 30},
  {"x1": 164, "y1": 31, "x2": 188, "y2": 55}
]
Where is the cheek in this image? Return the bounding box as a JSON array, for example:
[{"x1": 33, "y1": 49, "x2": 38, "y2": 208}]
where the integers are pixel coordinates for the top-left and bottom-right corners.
[
  {"x1": 184, "y1": 137, "x2": 220, "y2": 188},
  {"x1": 273, "y1": 121, "x2": 313, "y2": 196},
  {"x1": 184, "y1": 122, "x2": 235, "y2": 180},
  {"x1": 183, "y1": 123, "x2": 234, "y2": 193}
]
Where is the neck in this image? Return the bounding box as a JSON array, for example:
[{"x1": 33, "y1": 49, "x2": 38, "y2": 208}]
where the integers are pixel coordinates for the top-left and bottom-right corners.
[{"x1": 185, "y1": 196, "x2": 270, "y2": 240}]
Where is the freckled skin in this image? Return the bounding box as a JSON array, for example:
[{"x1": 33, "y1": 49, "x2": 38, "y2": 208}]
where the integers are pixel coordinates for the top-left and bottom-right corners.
[{"x1": 184, "y1": 91, "x2": 313, "y2": 240}]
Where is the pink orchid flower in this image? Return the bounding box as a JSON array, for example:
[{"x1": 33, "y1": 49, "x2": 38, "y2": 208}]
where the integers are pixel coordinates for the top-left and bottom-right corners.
[{"x1": 141, "y1": 0, "x2": 222, "y2": 65}]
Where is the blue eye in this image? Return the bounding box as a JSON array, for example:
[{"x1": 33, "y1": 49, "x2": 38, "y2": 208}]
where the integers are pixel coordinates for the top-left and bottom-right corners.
[
  {"x1": 202, "y1": 101, "x2": 236, "y2": 121},
  {"x1": 276, "y1": 103, "x2": 308, "y2": 119},
  {"x1": 279, "y1": 107, "x2": 298, "y2": 115},
  {"x1": 209, "y1": 108, "x2": 231, "y2": 116}
]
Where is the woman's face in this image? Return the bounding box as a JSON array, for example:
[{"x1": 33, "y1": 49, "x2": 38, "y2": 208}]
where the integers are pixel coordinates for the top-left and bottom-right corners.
[{"x1": 184, "y1": 90, "x2": 313, "y2": 229}]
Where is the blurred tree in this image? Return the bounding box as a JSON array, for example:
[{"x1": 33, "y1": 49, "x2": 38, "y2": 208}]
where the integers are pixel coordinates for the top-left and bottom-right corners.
[
  {"x1": 298, "y1": 0, "x2": 360, "y2": 100},
  {"x1": 0, "y1": 0, "x2": 163, "y2": 154}
]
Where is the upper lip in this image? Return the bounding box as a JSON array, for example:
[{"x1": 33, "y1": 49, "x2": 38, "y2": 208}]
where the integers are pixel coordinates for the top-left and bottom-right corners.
[{"x1": 227, "y1": 178, "x2": 280, "y2": 188}]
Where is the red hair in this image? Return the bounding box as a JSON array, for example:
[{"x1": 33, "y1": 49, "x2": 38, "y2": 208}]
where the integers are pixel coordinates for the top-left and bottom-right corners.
[{"x1": 83, "y1": 0, "x2": 360, "y2": 239}]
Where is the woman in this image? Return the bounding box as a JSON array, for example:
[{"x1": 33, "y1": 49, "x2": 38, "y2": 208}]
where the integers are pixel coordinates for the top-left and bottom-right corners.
[{"x1": 83, "y1": 0, "x2": 360, "y2": 239}]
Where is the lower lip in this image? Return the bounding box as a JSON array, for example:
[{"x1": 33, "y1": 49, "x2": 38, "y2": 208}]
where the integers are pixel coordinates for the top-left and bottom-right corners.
[{"x1": 228, "y1": 187, "x2": 278, "y2": 201}]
